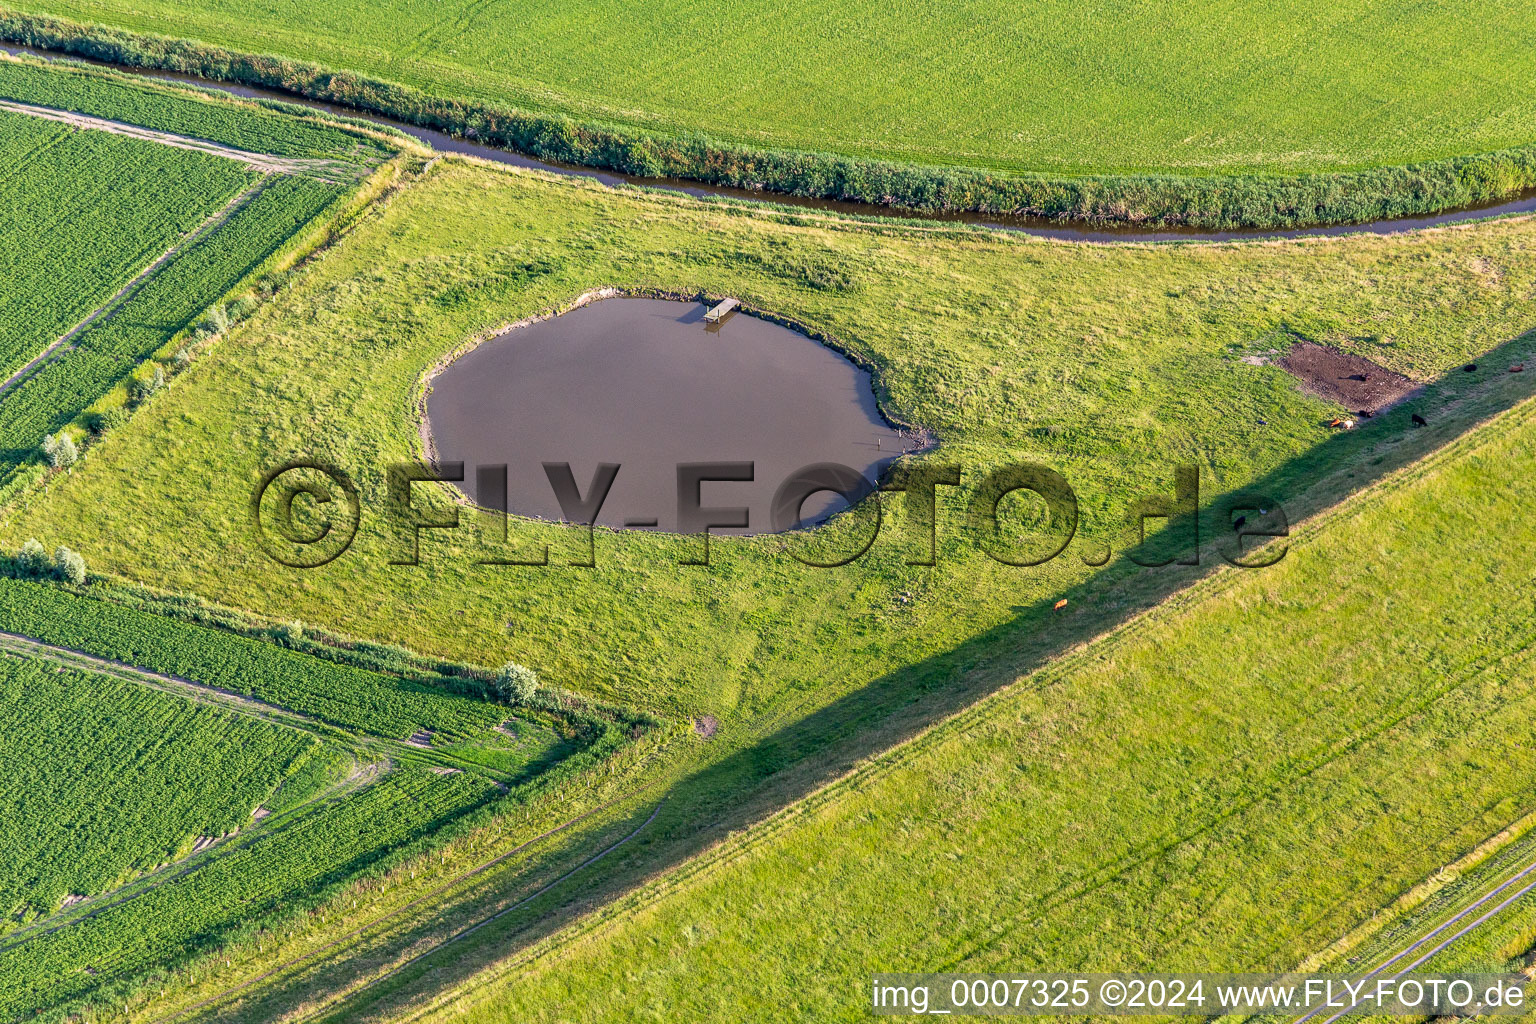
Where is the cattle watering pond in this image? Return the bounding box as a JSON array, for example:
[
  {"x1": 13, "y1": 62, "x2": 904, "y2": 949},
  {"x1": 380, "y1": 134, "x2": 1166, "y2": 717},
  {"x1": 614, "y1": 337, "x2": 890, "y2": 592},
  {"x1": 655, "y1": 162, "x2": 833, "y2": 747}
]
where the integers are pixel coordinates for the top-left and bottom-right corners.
[{"x1": 424, "y1": 297, "x2": 925, "y2": 534}]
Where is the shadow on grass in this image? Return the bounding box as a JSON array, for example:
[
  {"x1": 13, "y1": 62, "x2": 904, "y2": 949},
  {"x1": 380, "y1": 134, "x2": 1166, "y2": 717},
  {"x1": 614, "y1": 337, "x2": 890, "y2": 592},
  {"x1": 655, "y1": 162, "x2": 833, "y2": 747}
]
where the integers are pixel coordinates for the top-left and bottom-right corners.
[{"x1": 206, "y1": 330, "x2": 1536, "y2": 1022}]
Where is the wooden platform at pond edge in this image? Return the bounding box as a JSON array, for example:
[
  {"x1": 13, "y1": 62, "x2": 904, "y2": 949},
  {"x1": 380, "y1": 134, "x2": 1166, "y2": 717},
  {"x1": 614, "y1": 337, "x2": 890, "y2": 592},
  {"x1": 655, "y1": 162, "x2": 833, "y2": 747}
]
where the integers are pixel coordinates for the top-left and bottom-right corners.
[{"x1": 704, "y1": 297, "x2": 739, "y2": 324}]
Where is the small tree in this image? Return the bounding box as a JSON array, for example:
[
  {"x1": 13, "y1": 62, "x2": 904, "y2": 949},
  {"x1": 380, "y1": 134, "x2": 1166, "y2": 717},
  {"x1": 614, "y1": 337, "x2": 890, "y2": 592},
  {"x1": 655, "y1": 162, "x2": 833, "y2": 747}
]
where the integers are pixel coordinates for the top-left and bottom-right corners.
[
  {"x1": 53, "y1": 546, "x2": 86, "y2": 586},
  {"x1": 16, "y1": 538, "x2": 49, "y2": 577},
  {"x1": 41, "y1": 432, "x2": 77, "y2": 469},
  {"x1": 493, "y1": 662, "x2": 540, "y2": 704}
]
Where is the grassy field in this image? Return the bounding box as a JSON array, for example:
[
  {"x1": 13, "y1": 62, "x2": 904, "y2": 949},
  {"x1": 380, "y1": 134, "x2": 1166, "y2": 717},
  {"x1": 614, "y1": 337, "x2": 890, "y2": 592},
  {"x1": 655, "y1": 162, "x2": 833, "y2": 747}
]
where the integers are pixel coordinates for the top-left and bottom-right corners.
[
  {"x1": 8, "y1": 0, "x2": 1536, "y2": 180},
  {"x1": 0, "y1": 651, "x2": 332, "y2": 925},
  {"x1": 9, "y1": 158, "x2": 1536, "y2": 721},
  {"x1": 7, "y1": 156, "x2": 1536, "y2": 1017},
  {"x1": 396, "y1": 382, "x2": 1536, "y2": 1024}
]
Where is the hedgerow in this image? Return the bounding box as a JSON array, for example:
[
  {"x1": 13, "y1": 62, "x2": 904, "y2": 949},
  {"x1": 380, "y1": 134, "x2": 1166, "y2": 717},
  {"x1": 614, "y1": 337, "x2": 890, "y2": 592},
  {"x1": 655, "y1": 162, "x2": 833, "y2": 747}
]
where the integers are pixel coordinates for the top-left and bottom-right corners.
[{"x1": 4, "y1": 10, "x2": 1536, "y2": 228}]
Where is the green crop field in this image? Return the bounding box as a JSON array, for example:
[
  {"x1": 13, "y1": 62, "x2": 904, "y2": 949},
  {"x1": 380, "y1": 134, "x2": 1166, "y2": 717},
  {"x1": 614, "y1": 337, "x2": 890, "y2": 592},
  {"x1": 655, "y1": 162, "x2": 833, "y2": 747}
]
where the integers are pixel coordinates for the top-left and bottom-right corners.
[
  {"x1": 0, "y1": 651, "x2": 332, "y2": 925},
  {"x1": 8, "y1": 0, "x2": 1536, "y2": 180},
  {"x1": 0, "y1": 766, "x2": 499, "y2": 1018},
  {"x1": 0, "y1": 53, "x2": 389, "y2": 498},
  {"x1": 0, "y1": 108, "x2": 254, "y2": 381},
  {"x1": 0, "y1": 579, "x2": 507, "y2": 738},
  {"x1": 0, "y1": 57, "x2": 389, "y2": 162}
]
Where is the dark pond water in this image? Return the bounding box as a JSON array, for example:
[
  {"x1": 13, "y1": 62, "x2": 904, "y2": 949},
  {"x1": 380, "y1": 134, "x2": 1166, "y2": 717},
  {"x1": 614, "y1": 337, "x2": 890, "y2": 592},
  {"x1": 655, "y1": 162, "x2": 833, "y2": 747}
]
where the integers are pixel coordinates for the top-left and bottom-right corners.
[
  {"x1": 6, "y1": 43, "x2": 1536, "y2": 243},
  {"x1": 425, "y1": 298, "x2": 919, "y2": 534}
]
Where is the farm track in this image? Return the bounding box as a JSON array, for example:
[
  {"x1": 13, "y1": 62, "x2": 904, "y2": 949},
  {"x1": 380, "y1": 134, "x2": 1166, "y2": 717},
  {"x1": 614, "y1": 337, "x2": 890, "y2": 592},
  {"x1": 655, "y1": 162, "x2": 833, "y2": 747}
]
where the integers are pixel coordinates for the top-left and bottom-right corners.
[
  {"x1": 0, "y1": 98, "x2": 353, "y2": 178},
  {"x1": 0, "y1": 177, "x2": 265, "y2": 400}
]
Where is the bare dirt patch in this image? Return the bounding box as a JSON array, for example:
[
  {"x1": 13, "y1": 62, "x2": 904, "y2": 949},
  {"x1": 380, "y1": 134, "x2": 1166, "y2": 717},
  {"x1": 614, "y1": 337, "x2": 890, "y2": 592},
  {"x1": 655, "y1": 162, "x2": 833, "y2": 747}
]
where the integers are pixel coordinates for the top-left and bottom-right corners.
[
  {"x1": 251, "y1": 806, "x2": 272, "y2": 821},
  {"x1": 406, "y1": 730, "x2": 434, "y2": 748},
  {"x1": 1276, "y1": 342, "x2": 1419, "y2": 414},
  {"x1": 694, "y1": 715, "x2": 719, "y2": 739}
]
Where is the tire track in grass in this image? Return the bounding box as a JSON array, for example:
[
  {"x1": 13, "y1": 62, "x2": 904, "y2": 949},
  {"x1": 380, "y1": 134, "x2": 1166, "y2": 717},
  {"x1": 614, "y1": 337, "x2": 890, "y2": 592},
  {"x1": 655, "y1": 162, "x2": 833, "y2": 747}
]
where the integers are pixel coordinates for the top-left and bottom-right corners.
[
  {"x1": 1294, "y1": 862, "x2": 1536, "y2": 1024},
  {"x1": 145, "y1": 788, "x2": 660, "y2": 1024}
]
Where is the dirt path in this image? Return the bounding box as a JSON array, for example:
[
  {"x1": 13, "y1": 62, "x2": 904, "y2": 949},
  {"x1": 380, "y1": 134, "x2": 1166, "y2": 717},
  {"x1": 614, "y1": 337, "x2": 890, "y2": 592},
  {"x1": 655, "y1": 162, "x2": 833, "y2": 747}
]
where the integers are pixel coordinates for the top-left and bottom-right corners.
[
  {"x1": 0, "y1": 178, "x2": 265, "y2": 400},
  {"x1": 0, "y1": 98, "x2": 350, "y2": 177},
  {"x1": 0, "y1": 628, "x2": 320, "y2": 731}
]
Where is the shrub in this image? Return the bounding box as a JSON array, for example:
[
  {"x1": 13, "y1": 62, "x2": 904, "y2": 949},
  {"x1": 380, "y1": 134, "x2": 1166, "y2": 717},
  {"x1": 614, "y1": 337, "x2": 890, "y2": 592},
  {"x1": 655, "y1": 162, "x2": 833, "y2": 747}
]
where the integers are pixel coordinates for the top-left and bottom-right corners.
[
  {"x1": 202, "y1": 304, "x2": 229, "y2": 335},
  {"x1": 16, "y1": 539, "x2": 49, "y2": 577},
  {"x1": 493, "y1": 662, "x2": 540, "y2": 704},
  {"x1": 129, "y1": 365, "x2": 165, "y2": 404},
  {"x1": 40, "y1": 432, "x2": 77, "y2": 469},
  {"x1": 227, "y1": 295, "x2": 258, "y2": 322},
  {"x1": 86, "y1": 408, "x2": 128, "y2": 435},
  {"x1": 53, "y1": 546, "x2": 87, "y2": 586}
]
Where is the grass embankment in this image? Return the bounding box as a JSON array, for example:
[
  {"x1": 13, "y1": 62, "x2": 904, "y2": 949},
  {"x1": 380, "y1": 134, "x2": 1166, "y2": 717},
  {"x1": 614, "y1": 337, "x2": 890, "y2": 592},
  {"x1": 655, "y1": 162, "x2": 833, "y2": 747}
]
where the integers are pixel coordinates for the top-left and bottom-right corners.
[
  {"x1": 4, "y1": 8, "x2": 1536, "y2": 226},
  {"x1": 402, "y1": 380, "x2": 1536, "y2": 1024}
]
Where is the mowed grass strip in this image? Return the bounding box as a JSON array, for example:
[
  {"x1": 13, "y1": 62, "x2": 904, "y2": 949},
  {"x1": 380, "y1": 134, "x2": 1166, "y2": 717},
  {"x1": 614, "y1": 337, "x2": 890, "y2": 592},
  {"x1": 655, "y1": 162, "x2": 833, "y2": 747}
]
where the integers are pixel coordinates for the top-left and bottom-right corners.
[
  {"x1": 0, "y1": 652, "x2": 329, "y2": 926},
  {"x1": 0, "y1": 105, "x2": 255, "y2": 380},
  {"x1": 7, "y1": 0, "x2": 1536, "y2": 177},
  {"x1": 411, "y1": 397, "x2": 1536, "y2": 1024}
]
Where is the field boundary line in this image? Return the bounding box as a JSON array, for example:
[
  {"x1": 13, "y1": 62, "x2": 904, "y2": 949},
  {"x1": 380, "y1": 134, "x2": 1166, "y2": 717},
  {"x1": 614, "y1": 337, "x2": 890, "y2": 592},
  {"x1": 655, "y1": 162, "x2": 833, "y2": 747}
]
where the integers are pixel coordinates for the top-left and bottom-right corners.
[
  {"x1": 0, "y1": 627, "x2": 329, "y2": 733},
  {"x1": 0, "y1": 97, "x2": 350, "y2": 177},
  {"x1": 0, "y1": 176, "x2": 266, "y2": 400}
]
